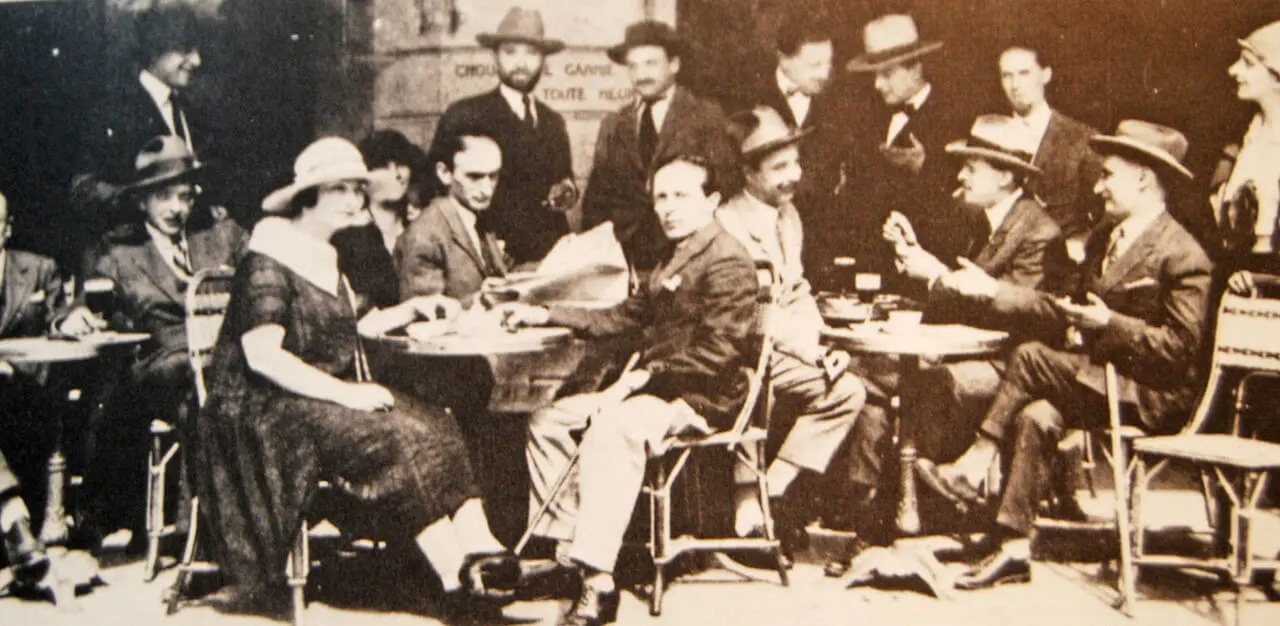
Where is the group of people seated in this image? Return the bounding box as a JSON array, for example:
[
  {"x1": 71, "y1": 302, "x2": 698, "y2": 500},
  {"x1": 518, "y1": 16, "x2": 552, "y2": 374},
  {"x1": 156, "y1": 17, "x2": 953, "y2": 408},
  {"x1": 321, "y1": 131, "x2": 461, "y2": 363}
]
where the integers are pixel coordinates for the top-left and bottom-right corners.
[{"x1": 3, "y1": 4, "x2": 1280, "y2": 626}]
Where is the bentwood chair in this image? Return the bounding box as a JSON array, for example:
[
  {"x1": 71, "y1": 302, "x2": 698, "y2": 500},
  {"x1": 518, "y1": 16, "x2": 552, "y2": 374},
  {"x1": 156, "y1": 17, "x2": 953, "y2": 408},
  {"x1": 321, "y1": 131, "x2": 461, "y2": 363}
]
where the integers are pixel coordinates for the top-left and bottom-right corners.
[
  {"x1": 643, "y1": 259, "x2": 789, "y2": 616},
  {"x1": 144, "y1": 266, "x2": 235, "y2": 581},
  {"x1": 1121, "y1": 294, "x2": 1280, "y2": 610}
]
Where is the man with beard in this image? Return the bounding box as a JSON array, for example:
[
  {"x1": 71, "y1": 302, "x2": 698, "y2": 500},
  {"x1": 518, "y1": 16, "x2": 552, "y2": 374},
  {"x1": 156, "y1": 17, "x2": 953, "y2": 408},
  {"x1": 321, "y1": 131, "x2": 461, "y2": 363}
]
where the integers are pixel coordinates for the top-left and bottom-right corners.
[
  {"x1": 999, "y1": 45, "x2": 1102, "y2": 238},
  {"x1": 426, "y1": 7, "x2": 575, "y2": 266},
  {"x1": 581, "y1": 20, "x2": 736, "y2": 274}
]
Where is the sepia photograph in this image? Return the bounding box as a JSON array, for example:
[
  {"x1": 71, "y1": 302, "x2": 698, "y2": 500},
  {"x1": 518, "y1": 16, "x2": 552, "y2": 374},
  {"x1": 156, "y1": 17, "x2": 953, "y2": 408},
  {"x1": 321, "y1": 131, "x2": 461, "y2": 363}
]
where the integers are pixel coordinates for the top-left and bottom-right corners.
[{"x1": 0, "y1": 0, "x2": 1279, "y2": 623}]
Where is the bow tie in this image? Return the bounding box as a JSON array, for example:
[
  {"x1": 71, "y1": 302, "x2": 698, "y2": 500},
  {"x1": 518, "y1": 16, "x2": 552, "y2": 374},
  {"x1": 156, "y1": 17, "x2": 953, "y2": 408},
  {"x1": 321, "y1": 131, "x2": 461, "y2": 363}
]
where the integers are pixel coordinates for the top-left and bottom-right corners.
[{"x1": 783, "y1": 86, "x2": 802, "y2": 98}]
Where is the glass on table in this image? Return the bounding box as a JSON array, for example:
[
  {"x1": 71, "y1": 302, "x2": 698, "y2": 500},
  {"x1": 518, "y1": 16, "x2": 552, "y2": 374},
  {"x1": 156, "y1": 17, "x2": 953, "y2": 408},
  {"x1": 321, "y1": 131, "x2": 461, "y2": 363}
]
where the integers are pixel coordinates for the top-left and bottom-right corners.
[{"x1": 83, "y1": 277, "x2": 116, "y2": 317}]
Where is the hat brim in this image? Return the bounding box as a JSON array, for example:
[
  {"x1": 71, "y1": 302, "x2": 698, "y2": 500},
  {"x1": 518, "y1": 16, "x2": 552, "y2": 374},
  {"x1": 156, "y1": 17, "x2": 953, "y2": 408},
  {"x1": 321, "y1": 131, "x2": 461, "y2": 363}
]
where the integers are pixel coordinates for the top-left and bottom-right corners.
[
  {"x1": 1089, "y1": 135, "x2": 1193, "y2": 181},
  {"x1": 945, "y1": 141, "x2": 1042, "y2": 176},
  {"x1": 262, "y1": 165, "x2": 383, "y2": 214},
  {"x1": 120, "y1": 162, "x2": 204, "y2": 197},
  {"x1": 477, "y1": 33, "x2": 565, "y2": 54},
  {"x1": 607, "y1": 39, "x2": 685, "y2": 65},
  {"x1": 846, "y1": 41, "x2": 943, "y2": 72},
  {"x1": 742, "y1": 127, "x2": 814, "y2": 159}
]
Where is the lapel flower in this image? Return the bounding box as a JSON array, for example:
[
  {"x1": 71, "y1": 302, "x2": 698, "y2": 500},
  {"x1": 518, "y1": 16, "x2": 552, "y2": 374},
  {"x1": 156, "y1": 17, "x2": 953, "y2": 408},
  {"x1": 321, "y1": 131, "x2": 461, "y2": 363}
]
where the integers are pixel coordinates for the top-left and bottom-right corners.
[
  {"x1": 27, "y1": 290, "x2": 47, "y2": 303},
  {"x1": 661, "y1": 274, "x2": 683, "y2": 292}
]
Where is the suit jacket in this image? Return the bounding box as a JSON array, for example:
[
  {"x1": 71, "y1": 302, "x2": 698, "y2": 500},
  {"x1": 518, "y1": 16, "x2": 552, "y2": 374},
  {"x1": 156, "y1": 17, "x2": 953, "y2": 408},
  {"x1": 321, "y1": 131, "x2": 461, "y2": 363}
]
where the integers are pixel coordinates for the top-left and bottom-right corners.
[
  {"x1": 925, "y1": 193, "x2": 1064, "y2": 334},
  {"x1": 0, "y1": 250, "x2": 66, "y2": 383},
  {"x1": 715, "y1": 193, "x2": 825, "y2": 363},
  {"x1": 88, "y1": 218, "x2": 245, "y2": 387},
  {"x1": 580, "y1": 86, "x2": 736, "y2": 271},
  {"x1": 1027, "y1": 111, "x2": 1103, "y2": 238},
  {"x1": 549, "y1": 222, "x2": 758, "y2": 429},
  {"x1": 990, "y1": 211, "x2": 1213, "y2": 432},
  {"x1": 427, "y1": 89, "x2": 573, "y2": 264},
  {"x1": 840, "y1": 85, "x2": 974, "y2": 282},
  {"x1": 395, "y1": 196, "x2": 508, "y2": 307}
]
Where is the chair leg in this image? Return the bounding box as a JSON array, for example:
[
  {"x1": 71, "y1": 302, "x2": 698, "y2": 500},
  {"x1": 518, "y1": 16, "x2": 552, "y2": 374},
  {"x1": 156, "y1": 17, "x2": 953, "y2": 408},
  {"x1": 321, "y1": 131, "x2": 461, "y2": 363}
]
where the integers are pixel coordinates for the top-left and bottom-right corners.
[
  {"x1": 145, "y1": 435, "x2": 166, "y2": 581},
  {"x1": 755, "y1": 441, "x2": 788, "y2": 587},
  {"x1": 288, "y1": 519, "x2": 310, "y2": 626},
  {"x1": 649, "y1": 459, "x2": 667, "y2": 617},
  {"x1": 166, "y1": 497, "x2": 201, "y2": 615}
]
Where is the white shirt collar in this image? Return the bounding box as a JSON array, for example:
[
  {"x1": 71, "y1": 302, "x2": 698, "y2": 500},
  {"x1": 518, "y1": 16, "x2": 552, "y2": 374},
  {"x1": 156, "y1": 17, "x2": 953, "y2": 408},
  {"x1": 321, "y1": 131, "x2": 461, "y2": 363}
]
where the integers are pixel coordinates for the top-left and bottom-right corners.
[
  {"x1": 247, "y1": 217, "x2": 341, "y2": 296},
  {"x1": 499, "y1": 83, "x2": 537, "y2": 123},
  {"x1": 449, "y1": 197, "x2": 485, "y2": 253},
  {"x1": 1109, "y1": 208, "x2": 1164, "y2": 257},
  {"x1": 905, "y1": 82, "x2": 932, "y2": 112},
  {"x1": 638, "y1": 85, "x2": 676, "y2": 132},
  {"x1": 984, "y1": 189, "x2": 1023, "y2": 234},
  {"x1": 776, "y1": 67, "x2": 812, "y2": 126},
  {"x1": 139, "y1": 70, "x2": 173, "y2": 110},
  {"x1": 144, "y1": 222, "x2": 191, "y2": 275},
  {"x1": 1016, "y1": 103, "x2": 1053, "y2": 146},
  {"x1": 776, "y1": 67, "x2": 805, "y2": 98}
]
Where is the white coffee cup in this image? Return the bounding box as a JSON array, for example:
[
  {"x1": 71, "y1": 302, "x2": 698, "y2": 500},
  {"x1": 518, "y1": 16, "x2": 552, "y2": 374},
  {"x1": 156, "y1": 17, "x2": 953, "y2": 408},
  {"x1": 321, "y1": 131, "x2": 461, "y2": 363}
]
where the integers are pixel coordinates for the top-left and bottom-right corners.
[{"x1": 887, "y1": 309, "x2": 923, "y2": 330}]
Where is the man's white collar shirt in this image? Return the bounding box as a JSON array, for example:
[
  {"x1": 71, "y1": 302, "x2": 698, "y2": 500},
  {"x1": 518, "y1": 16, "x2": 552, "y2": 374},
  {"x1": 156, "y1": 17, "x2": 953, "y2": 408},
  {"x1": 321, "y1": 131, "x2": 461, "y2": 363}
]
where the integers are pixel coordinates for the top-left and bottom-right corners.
[
  {"x1": 776, "y1": 67, "x2": 811, "y2": 127},
  {"x1": 1015, "y1": 104, "x2": 1053, "y2": 158},
  {"x1": 449, "y1": 198, "x2": 485, "y2": 258},
  {"x1": 638, "y1": 85, "x2": 675, "y2": 133},
  {"x1": 1104, "y1": 208, "x2": 1163, "y2": 273},
  {"x1": 499, "y1": 83, "x2": 537, "y2": 125},
  {"x1": 984, "y1": 190, "x2": 1023, "y2": 236},
  {"x1": 138, "y1": 70, "x2": 191, "y2": 148},
  {"x1": 145, "y1": 222, "x2": 191, "y2": 278},
  {"x1": 886, "y1": 83, "x2": 931, "y2": 146}
]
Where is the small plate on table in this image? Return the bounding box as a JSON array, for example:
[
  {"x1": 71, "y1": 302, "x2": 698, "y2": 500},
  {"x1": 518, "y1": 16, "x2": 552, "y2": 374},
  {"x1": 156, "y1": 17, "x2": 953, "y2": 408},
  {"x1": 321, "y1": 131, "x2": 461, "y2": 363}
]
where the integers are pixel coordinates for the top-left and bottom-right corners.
[
  {"x1": 817, "y1": 295, "x2": 872, "y2": 324},
  {"x1": 0, "y1": 337, "x2": 100, "y2": 363}
]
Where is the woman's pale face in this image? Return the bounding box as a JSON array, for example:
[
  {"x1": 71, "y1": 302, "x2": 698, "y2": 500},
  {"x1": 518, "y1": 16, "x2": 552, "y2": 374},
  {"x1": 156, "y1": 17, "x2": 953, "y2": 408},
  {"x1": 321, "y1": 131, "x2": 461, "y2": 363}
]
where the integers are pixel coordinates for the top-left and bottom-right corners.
[
  {"x1": 1229, "y1": 49, "x2": 1280, "y2": 103},
  {"x1": 372, "y1": 160, "x2": 411, "y2": 202},
  {"x1": 311, "y1": 180, "x2": 368, "y2": 232}
]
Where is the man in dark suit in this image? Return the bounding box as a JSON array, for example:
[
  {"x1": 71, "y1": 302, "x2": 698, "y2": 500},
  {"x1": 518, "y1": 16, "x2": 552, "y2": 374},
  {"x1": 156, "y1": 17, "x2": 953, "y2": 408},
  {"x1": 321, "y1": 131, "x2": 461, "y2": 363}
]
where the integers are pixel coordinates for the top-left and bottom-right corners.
[
  {"x1": 999, "y1": 45, "x2": 1103, "y2": 238},
  {"x1": 734, "y1": 15, "x2": 848, "y2": 290},
  {"x1": 78, "y1": 136, "x2": 245, "y2": 542},
  {"x1": 842, "y1": 13, "x2": 972, "y2": 283},
  {"x1": 426, "y1": 7, "x2": 575, "y2": 266},
  {"x1": 509, "y1": 154, "x2": 758, "y2": 625},
  {"x1": 918, "y1": 121, "x2": 1212, "y2": 588},
  {"x1": 580, "y1": 20, "x2": 736, "y2": 274},
  {"x1": 72, "y1": 5, "x2": 211, "y2": 235},
  {"x1": 397, "y1": 133, "x2": 508, "y2": 308},
  {"x1": 825, "y1": 116, "x2": 1064, "y2": 574}
]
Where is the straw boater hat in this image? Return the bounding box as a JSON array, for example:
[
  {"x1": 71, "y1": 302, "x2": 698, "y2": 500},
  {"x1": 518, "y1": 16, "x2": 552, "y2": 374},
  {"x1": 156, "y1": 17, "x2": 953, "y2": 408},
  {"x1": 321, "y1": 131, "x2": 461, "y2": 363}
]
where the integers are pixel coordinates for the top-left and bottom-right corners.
[
  {"x1": 607, "y1": 20, "x2": 685, "y2": 65},
  {"x1": 732, "y1": 106, "x2": 812, "y2": 160},
  {"x1": 945, "y1": 115, "x2": 1043, "y2": 176},
  {"x1": 122, "y1": 135, "x2": 202, "y2": 195},
  {"x1": 845, "y1": 14, "x2": 943, "y2": 73},
  {"x1": 1089, "y1": 120, "x2": 1194, "y2": 181},
  {"x1": 476, "y1": 7, "x2": 564, "y2": 55},
  {"x1": 262, "y1": 137, "x2": 378, "y2": 213},
  {"x1": 1238, "y1": 20, "x2": 1280, "y2": 75}
]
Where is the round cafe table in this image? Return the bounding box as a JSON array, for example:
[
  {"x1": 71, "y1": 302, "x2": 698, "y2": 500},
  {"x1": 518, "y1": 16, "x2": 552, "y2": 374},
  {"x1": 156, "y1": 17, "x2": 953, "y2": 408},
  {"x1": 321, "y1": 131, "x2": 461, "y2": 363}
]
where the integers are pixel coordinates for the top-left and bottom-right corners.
[
  {"x1": 0, "y1": 332, "x2": 149, "y2": 546},
  {"x1": 822, "y1": 322, "x2": 1008, "y2": 536}
]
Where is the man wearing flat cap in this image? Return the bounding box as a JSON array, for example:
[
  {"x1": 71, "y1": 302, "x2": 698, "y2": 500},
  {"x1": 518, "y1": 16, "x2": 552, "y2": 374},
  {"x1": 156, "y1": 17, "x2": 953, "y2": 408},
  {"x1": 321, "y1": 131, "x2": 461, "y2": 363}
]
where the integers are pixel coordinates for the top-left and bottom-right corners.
[
  {"x1": 916, "y1": 121, "x2": 1212, "y2": 589},
  {"x1": 581, "y1": 19, "x2": 736, "y2": 275},
  {"x1": 426, "y1": 7, "x2": 575, "y2": 266},
  {"x1": 842, "y1": 13, "x2": 973, "y2": 285},
  {"x1": 716, "y1": 106, "x2": 865, "y2": 555},
  {"x1": 72, "y1": 136, "x2": 246, "y2": 545}
]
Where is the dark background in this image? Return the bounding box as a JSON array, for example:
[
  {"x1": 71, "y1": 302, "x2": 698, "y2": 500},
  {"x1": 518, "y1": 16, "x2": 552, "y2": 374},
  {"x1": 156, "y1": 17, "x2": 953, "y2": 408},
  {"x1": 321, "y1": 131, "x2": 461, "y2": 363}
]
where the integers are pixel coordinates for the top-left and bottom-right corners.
[{"x1": 2, "y1": 0, "x2": 1278, "y2": 266}]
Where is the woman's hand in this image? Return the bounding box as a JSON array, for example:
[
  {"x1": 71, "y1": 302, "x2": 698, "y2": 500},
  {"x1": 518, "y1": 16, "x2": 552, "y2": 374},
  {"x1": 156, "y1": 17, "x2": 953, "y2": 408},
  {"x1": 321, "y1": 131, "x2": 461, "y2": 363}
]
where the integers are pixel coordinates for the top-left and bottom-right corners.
[
  {"x1": 407, "y1": 294, "x2": 462, "y2": 321},
  {"x1": 336, "y1": 383, "x2": 395, "y2": 411},
  {"x1": 1227, "y1": 271, "x2": 1258, "y2": 297}
]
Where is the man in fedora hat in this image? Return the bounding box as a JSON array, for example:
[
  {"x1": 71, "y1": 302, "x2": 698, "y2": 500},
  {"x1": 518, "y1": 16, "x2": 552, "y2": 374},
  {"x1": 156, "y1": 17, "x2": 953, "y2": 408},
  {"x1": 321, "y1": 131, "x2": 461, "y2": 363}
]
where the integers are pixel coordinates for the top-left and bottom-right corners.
[
  {"x1": 841, "y1": 13, "x2": 973, "y2": 285},
  {"x1": 581, "y1": 19, "x2": 736, "y2": 274},
  {"x1": 998, "y1": 45, "x2": 1103, "y2": 238},
  {"x1": 824, "y1": 115, "x2": 1066, "y2": 575},
  {"x1": 75, "y1": 135, "x2": 245, "y2": 546},
  {"x1": 716, "y1": 106, "x2": 865, "y2": 554},
  {"x1": 426, "y1": 7, "x2": 575, "y2": 266},
  {"x1": 915, "y1": 120, "x2": 1212, "y2": 588}
]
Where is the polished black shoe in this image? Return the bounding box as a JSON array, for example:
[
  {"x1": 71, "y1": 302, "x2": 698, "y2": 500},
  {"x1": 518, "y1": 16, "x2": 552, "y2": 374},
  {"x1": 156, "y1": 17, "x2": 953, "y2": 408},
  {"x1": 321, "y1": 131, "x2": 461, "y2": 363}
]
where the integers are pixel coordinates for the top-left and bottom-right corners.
[
  {"x1": 4, "y1": 518, "x2": 50, "y2": 587},
  {"x1": 955, "y1": 545, "x2": 1031, "y2": 590},
  {"x1": 204, "y1": 584, "x2": 290, "y2": 618},
  {"x1": 460, "y1": 551, "x2": 522, "y2": 600},
  {"x1": 558, "y1": 577, "x2": 619, "y2": 626}
]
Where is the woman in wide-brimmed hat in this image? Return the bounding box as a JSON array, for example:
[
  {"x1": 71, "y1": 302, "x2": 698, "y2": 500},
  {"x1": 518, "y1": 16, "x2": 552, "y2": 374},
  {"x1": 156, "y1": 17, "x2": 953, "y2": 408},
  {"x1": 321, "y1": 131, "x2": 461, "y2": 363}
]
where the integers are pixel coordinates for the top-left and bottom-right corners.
[{"x1": 194, "y1": 137, "x2": 520, "y2": 619}]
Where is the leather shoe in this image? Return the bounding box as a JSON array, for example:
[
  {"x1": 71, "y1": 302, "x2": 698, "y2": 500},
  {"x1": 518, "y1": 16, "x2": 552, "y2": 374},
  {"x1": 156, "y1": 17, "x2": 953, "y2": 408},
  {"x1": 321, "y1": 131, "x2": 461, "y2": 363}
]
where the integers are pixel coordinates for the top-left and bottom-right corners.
[
  {"x1": 955, "y1": 545, "x2": 1031, "y2": 590},
  {"x1": 824, "y1": 537, "x2": 873, "y2": 578},
  {"x1": 4, "y1": 518, "x2": 50, "y2": 587},
  {"x1": 558, "y1": 576, "x2": 618, "y2": 626},
  {"x1": 459, "y1": 551, "x2": 522, "y2": 600},
  {"x1": 914, "y1": 459, "x2": 984, "y2": 508}
]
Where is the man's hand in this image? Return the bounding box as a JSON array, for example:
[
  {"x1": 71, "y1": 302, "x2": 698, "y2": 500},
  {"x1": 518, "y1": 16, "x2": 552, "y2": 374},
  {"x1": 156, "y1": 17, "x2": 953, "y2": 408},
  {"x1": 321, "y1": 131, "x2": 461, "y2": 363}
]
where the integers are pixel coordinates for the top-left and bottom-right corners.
[
  {"x1": 1054, "y1": 292, "x2": 1112, "y2": 330},
  {"x1": 1227, "y1": 271, "x2": 1258, "y2": 297},
  {"x1": 58, "y1": 307, "x2": 108, "y2": 336},
  {"x1": 881, "y1": 211, "x2": 919, "y2": 251},
  {"x1": 407, "y1": 294, "x2": 462, "y2": 321},
  {"x1": 896, "y1": 246, "x2": 949, "y2": 283},
  {"x1": 0, "y1": 361, "x2": 14, "y2": 379},
  {"x1": 936, "y1": 257, "x2": 1000, "y2": 299},
  {"x1": 880, "y1": 132, "x2": 926, "y2": 174},
  {"x1": 499, "y1": 303, "x2": 551, "y2": 330}
]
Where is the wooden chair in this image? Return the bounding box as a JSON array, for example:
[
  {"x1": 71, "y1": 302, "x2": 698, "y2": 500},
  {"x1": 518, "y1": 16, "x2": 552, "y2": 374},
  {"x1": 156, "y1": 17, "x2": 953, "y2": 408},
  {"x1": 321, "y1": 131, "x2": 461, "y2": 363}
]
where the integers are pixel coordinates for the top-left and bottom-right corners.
[
  {"x1": 144, "y1": 266, "x2": 235, "y2": 581},
  {"x1": 643, "y1": 259, "x2": 789, "y2": 616},
  {"x1": 1122, "y1": 294, "x2": 1280, "y2": 606}
]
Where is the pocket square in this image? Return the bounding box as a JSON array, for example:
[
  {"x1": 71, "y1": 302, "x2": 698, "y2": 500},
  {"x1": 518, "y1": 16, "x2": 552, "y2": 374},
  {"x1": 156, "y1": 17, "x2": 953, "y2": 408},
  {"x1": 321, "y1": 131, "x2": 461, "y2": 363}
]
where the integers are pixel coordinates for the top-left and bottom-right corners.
[
  {"x1": 661, "y1": 275, "x2": 683, "y2": 292},
  {"x1": 1121, "y1": 277, "x2": 1157, "y2": 290},
  {"x1": 26, "y1": 290, "x2": 47, "y2": 304}
]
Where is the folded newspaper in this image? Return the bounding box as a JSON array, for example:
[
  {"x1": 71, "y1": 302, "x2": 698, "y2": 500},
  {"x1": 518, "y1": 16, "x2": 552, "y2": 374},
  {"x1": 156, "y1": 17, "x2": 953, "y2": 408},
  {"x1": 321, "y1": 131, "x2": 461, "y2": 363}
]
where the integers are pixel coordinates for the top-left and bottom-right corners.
[{"x1": 482, "y1": 222, "x2": 629, "y2": 307}]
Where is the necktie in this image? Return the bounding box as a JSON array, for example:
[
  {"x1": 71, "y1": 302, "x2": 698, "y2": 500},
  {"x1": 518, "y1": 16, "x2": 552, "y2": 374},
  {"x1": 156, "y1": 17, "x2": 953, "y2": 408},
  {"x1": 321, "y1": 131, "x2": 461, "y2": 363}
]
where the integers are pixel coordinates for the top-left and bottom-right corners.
[
  {"x1": 171, "y1": 235, "x2": 193, "y2": 276},
  {"x1": 168, "y1": 94, "x2": 188, "y2": 141},
  {"x1": 639, "y1": 100, "x2": 658, "y2": 166},
  {"x1": 522, "y1": 93, "x2": 536, "y2": 131},
  {"x1": 478, "y1": 226, "x2": 507, "y2": 278},
  {"x1": 1103, "y1": 227, "x2": 1124, "y2": 274},
  {"x1": 969, "y1": 214, "x2": 993, "y2": 258}
]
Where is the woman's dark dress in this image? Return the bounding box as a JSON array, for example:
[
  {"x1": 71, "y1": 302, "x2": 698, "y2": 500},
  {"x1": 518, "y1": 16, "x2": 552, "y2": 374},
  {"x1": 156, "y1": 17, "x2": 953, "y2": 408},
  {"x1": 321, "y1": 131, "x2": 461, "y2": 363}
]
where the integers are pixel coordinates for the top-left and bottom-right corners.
[{"x1": 193, "y1": 252, "x2": 478, "y2": 589}]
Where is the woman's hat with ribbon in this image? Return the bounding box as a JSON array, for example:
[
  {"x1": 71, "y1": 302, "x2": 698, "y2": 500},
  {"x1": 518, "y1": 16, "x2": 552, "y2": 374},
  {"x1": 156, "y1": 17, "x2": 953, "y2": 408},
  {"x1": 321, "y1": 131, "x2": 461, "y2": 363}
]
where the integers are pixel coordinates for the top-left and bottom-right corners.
[{"x1": 263, "y1": 137, "x2": 383, "y2": 213}]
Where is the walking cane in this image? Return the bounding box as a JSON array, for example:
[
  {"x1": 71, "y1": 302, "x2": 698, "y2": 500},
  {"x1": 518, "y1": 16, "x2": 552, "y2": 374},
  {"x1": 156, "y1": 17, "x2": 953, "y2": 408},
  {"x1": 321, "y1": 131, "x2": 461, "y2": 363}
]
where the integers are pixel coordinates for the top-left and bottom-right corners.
[
  {"x1": 514, "y1": 352, "x2": 642, "y2": 555},
  {"x1": 1105, "y1": 362, "x2": 1137, "y2": 617}
]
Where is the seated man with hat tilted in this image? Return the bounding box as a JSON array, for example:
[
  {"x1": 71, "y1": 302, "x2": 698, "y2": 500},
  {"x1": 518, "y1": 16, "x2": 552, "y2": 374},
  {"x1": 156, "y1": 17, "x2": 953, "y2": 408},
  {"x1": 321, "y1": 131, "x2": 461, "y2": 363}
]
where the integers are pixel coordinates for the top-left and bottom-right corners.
[
  {"x1": 715, "y1": 106, "x2": 865, "y2": 561},
  {"x1": 69, "y1": 136, "x2": 246, "y2": 547},
  {"x1": 825, "y1": 115, "x2": 1065, "y2": 575},
  {"x1": 915, "y1": 121, "x2": 1212, "y2": 588}
]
